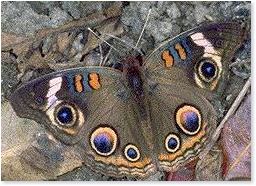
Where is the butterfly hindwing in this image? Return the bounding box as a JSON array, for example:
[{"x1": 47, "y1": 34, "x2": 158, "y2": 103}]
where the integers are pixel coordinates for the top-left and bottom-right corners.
[{"x1": 147, "y1": 81, "x2": 217, "y2": 171}]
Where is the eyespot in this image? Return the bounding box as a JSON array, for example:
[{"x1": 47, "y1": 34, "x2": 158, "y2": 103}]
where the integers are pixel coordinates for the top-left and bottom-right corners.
[
  {"x1": 197, "y1": 59, "x2": 218, "y2": 82},
  {"x1": 124, "y1": 144, "x2": 140, "y2": 162},
  {"x1": 46, "y1": 100, "x2": 85, "y2": 136},
  {"x1": 90, "y1": 127, "x2": 118, "y2": 156},
  {"x1": 165, "y1": 134, "x2": 180, "y2": 153},
  {"x1": 175, "y1": 105, "x2": 202, "y2": 135},
  {"x1": 55, "y1": 104, "x2": 77, "y2": 127}
]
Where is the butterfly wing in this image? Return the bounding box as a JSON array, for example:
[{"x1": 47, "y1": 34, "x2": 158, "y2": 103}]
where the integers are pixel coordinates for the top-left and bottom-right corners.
[
  {"x1": 143, "y1": 22, "x2": 248, "y2": 171},
  {"x1": 144, "y1": 22, "x2": 248, "y2": 97},
  {"x1": 10, "y1": 66, "x2": 156, "y2": 178},
  {"x1": 147, "y1": 81, "x2": 217, "y2": 171}
]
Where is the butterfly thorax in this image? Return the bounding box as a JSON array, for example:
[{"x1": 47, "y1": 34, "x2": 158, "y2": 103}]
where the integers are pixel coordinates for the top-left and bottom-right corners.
[
  {"x1": 122, "y1": 56, "x2": 144, "y2": 100},
  {"x1": 122, "y1": 56, "x2": 151, "y2": 121}
]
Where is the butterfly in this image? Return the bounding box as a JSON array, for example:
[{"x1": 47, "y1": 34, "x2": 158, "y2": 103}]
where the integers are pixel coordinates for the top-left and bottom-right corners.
[{"x1": 10, "y1": 21, "x2": 248, "y2": 178}]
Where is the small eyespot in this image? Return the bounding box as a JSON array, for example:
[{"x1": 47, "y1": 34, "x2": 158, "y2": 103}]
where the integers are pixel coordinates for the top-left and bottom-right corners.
[
  {"x1": 55, "y1": 104, "x2": 77, "y2": 127},
  {"x1": 124, "y1": 144, "x2": 140, "y2": 162},
  {"x1": 175, "y1": 105, "x2": 202, "y2": 135},
  {"x1": 197, "y1": 59, "x2": 218, "y2": 82},
  {"x1": 90, "y1": 127, "x2": 118, "y2": 156},
  {"x1": 165, "y1": 134, "x2": 180, "y2": 153}
]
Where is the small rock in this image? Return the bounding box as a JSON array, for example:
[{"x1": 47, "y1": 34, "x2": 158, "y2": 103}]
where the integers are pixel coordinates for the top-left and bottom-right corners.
[
  {"x1": 166, "y1": 3, "x2": 181, "y2": 20},
  {"x1": 48, "y1": 7, "x2": 72, "y2": 28},
  {"x1": 62, "y1": 1, "x2": 81, "y2": 19}
]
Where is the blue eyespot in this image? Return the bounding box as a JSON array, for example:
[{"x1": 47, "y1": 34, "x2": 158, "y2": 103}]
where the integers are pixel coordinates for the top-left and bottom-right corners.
[
  {"x1": 182, "y1": 111, "x2": 200, "y2": 133},
  {"x1": 127, "y1": 147, "x2": 138, "y2": 159},
  {"x1": 90, "y1": 127, "x2": 117, "y2": 156},
  {"x1": 176, "y1": 105, "x2": 202, "y2": 135},
  {"x1": 200, "y1": 61, "x2": 216, "y2": 79},
  {"x1": 93, "y1": 133, "x2": 113, "y2": 154},
  {"x1": 165, "y1": 134, "x2": 180, "y2": 153},
  {"x1": 124, "y1": 144, "x2": 140, "y2": 162},
  {"x1": 57, "y1": 106, "x2": 73, "y2": 124},
  {"x1": 168, "y1": 137, "x2": 178, "y2": 150}
]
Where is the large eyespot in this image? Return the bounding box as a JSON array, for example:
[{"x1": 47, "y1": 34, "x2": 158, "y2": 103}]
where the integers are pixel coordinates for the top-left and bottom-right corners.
[
  {"x1": 198, "y1": 59, "x2": 218, "y2": 82},
  {"x1": 175, "y1": 105, "x2": 202, "y2": 135},
  {"x1": 194, "y1": 58, "x2": 222, "y2": 90},
  {"x1": 55, "y1": 104, "x2": 77, "y2": 127},
  {"x1": 124, "y1": 144, "x2": 140, "y2": 162},
  {"x1": 90, "y1": 127, "x2": 118, "y2": 156},
  {"x1": 165, "y1": 134, "x2": 180, "y2": 153},
  {"x1": 56, "y1": 106, "x2": 74, "y2": 125},
  {"x1": 46, "y1": 100, "x2": 85, "y2": 136}
]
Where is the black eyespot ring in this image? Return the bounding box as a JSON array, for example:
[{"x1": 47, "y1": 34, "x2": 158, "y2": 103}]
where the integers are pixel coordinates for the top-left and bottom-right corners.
[
  {"x1": 165, "y1": 134, "x2": 180, "y2": 153},
  {"x1": 197, "y1": 59, "x2": 218, "y2": 82},
  {"x1": 124, "y1": 144, "x2": 140, "y2": 162},
  {"x1": 175, "y1": 105, "x2": 202, "y2": 135}
]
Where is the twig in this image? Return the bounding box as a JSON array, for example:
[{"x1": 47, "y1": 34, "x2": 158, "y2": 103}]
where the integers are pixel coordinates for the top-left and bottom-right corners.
[
  {"x1": 101, "y1": 48, "x2": 112, "y2": 66},
  {"x1": 227, "y1": 143, "x2": 251, "y2": 174},
  {"x1": 135, "y1": 8, "x2": 151, "y2": 48},
  {"x1": 229, "y1": 58, "x2": 250, "y2": 68},
  {"x1": 103, "y1": 33, "x2": 143, "y2": 55},
  {"x1": 87, "y1": 27, "x2": 120, "y2": 54},
  {"x1": 98, "y1": 43, "x2": 104, "y2": 66}
]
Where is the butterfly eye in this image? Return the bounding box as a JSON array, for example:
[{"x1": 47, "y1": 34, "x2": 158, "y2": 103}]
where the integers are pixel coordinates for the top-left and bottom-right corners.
[
  {"x1": 175, "y1": 105, "x2": 202, "y2": 135},
  {"x1": 197, "y1": 59, "x2": 218, "y2": 82},
  {"x1": 90, "y1": 127, "x2": 118, "y2": 156},
  {"x1": 55, "y1": 104, "x2": 77, "y2": 127},
  {"x1": 124, "y1": 144, "x2": 140, "y2": 162},
  {"x1": 165, "y1": 134, "x2": 180, "y2": 153}
]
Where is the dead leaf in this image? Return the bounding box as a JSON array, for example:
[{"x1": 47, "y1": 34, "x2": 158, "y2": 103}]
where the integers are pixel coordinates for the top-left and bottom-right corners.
[
  {"x1": 195, "y1": 144, "x2": 223, "y2": 180},
  {"x1": 166, "y1": 159, "x2": 197, "y2": 181},
  {"x1": 82, "y1": 17, "x2": 124, "y2": 55},
  {"x1": 221, "y1": 94, "x2": 251, "y2": 180},
  {"x1": 1, "y1": 32, "x2": 31, "y2": 48},
  {"x1": 1, "y1": 133, "x2": 83, "y2": 181},
  {"x1": 1, "y1": 2, "x2": 123, "y2": 78}
]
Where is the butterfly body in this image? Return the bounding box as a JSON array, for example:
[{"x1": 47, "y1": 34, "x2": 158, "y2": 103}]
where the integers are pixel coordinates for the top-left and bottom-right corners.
[{"x1": 10, "y1": 22, "x2": 248, "y2": 178}]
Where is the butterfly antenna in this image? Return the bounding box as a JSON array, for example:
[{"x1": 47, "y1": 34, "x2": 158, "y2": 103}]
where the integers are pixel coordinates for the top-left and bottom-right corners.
[
  {"x1": 101, "y1": 48, "x2": 113, "y2": 66},
  {"x1": 103, "y1": 33, "x2": 143, "y2": 55},
  {"x1": 87, "y1": 27, "x2": 121, "y2": 55},
  {"x1": 135, "y1": 8, "x2": 151, "y2": 48},
  {"x1": 98, "y1": 43, "x2": 104, "y2": 66}
]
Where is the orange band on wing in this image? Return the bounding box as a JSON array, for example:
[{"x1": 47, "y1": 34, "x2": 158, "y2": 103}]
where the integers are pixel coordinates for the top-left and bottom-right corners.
[
  {"x1": 175, "y1": 43, "x2": 187, "y2": 60},
  {"x1": 162, "y1": 50, "x2": 174, "y2": 68},
  {"x1": 74, "y1": 74, "x2": 84, "y2": 93},
  {"x1": 88, "y1": 72, "x2": 101, "y2": 90},
  {"x1": 93, "y1": 155, "x2": 152, "y2": 169}
]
